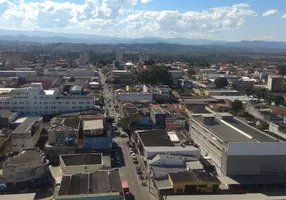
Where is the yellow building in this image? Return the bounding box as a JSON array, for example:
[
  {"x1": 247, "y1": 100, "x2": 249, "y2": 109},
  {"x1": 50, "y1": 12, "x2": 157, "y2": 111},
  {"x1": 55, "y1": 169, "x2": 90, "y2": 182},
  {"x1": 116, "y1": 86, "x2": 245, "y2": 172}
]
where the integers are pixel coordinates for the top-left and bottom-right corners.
[{"x1": 168, "y1": 170, "x2": 220, "y2": 194}]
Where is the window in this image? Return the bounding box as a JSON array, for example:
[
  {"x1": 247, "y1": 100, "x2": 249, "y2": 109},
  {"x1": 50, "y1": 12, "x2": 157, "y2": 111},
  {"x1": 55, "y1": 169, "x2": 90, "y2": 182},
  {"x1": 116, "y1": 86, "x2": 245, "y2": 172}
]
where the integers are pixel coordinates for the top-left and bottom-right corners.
[{"x1": 66, "y1": 102, "x2": 69, "y2": 104}]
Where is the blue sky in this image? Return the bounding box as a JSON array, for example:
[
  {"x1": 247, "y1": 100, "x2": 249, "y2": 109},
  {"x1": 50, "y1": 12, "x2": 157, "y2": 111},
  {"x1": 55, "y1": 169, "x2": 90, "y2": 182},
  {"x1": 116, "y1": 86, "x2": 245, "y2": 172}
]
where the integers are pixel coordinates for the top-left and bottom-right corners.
[{"x1": 1, "y1": 0, "x2": 286, "y2": 41}]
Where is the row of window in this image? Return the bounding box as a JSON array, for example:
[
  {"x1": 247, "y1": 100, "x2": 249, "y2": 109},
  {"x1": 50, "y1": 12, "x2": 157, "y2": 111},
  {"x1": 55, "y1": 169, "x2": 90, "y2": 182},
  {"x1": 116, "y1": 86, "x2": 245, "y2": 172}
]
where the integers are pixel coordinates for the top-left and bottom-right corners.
[
  {"x1": 0, "y1": 101, "x2": 94, "y2": 105},
  {"x1": 2, "y1": 106, "x2": 91, "y2": 110}
]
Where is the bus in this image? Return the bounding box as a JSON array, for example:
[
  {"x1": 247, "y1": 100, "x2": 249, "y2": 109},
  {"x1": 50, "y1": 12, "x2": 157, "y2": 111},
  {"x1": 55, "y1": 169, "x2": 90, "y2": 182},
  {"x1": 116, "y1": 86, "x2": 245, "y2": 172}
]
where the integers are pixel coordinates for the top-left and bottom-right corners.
[{"x1": 122, "y1": 180, "x2": 129, "y2": 199}]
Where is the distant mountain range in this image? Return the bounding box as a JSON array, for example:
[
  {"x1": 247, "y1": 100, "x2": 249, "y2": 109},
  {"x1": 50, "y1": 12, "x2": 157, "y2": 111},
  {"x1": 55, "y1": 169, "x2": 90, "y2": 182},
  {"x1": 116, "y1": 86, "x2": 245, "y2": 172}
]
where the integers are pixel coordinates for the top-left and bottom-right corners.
[{"x1": 0, "y1": 29, "x2": 286, "y2": 49}]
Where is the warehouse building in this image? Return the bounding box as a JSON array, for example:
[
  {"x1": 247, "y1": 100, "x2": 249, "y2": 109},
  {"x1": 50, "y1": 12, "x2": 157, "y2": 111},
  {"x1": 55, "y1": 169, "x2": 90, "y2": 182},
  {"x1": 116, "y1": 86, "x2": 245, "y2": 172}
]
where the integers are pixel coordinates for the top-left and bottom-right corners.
[
  {"x1": 135, "y1": 130, "x2": 200, "y2": 162},
  {"x1": 189, "y1": 112, "x2": 286, "y2": 179},
  {"x1": 55, "y1": 169, "x2": 122, "y2": 200}
]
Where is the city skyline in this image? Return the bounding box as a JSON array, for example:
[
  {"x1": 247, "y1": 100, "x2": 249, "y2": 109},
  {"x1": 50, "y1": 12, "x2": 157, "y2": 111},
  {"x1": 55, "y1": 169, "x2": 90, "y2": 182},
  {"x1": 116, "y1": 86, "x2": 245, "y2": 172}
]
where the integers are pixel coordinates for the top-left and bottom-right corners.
[{"x1": 0, "y1": 0, "x2": 286, "y2": 41}]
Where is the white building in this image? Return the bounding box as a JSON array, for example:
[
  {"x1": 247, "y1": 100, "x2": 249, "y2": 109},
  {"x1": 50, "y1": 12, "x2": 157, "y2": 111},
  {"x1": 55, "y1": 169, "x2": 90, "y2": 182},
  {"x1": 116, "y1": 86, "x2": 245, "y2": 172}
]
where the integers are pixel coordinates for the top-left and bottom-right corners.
[
  {"x1": 0, "y1": 83, "x2": 95, "y2": 115},
  {"x1": 11, "y1": 117, "x2": 43, "y2": 152},
  {"x1": 139, "y1": 52, "x2": 149, "y2": 63},
  {"x1": 117, "y1": 92, "x2": 153, "y2": 102},
  {"x1": 143, "y1": 85, "x2": 170, "y2": 99},
  {"x1": 80, "y1": 52, "x2": 89, "y2": 63}
]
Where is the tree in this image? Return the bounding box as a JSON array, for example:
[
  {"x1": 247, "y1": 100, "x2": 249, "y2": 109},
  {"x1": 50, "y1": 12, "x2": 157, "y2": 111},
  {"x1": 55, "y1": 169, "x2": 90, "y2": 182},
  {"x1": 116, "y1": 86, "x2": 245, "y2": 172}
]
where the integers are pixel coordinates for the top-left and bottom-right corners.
[
  {"x1": 117, "y1": 113, "x2": 139, "y2": 139},
  {"x1": 230, "y1": 100, "x2": 244, "y2": 115},
  {"x1": 137, "y1": 65, "x2": 173, "y2": 85},
  {"x1": 274, "y1": 95, "x2": 285, "y2": 105},
  {"x1": 277, "y1": 65, "x2": 286, "y2": 76},
  {"x1": 187, "y1": 67, "x2": 195, "y2": 77},
  {"x1": 214, "y1": 77, "x2": 229, "y2": 89}
]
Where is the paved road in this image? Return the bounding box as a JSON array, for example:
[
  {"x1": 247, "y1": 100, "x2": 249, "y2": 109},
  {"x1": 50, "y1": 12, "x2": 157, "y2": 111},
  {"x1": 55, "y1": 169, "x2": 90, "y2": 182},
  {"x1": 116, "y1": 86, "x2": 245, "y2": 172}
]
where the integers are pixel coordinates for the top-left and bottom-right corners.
[
  {"x1": 118, "y1": 139, "x2": 151, "y2": 200},
  {"x1": 99, "y1": 69, "x2": 152, "y2": 200}
]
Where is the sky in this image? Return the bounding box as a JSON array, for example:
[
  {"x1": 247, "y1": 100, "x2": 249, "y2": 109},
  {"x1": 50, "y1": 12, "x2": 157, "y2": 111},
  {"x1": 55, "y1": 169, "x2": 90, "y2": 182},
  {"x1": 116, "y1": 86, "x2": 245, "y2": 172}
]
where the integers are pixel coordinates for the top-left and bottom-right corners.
[{"x1": 0, "y1": 0, "x2": 286, "y2": 41}]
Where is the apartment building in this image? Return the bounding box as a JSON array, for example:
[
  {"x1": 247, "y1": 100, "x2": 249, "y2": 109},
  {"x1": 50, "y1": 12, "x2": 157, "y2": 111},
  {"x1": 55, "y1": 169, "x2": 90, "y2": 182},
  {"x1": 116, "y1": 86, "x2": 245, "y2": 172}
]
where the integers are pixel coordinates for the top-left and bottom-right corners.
[
  {"x1": 0, "y1": 83, "x2": 95, "y2": 115},
  {"x1": 11, "y1": 117, "x2": 43, "y2": 152},
  {"x1": 267, "y1": 76, "x2": 286, "y2": 93},
  {"x1": 189, "y1": 112, "x2": 286, "y2": 178}
]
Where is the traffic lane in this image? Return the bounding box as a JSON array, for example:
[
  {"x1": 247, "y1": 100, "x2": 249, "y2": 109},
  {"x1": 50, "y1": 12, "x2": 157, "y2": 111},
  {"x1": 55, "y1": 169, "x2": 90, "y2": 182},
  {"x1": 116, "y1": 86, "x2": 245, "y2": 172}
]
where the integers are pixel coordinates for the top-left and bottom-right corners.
[{"x1": 119, "y1": 140, "x2": 151, "y2": 200}]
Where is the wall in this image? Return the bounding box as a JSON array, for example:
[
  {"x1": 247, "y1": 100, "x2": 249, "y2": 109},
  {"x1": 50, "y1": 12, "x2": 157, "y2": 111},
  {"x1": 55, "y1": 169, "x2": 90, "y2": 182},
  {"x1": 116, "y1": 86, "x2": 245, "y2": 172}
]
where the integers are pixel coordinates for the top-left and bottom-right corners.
[
  {"x1": 269, "y1": 122, "x2": 286, "y2": 139},
  {"x1": 3, "y1": 159, "x2": 49, "y2": 183},
  {"x1": 49, "y1": 131, "x2": 78, "y2": 145},
  {"x1": 60, "y1": 156, "x2": 102, "y2": 174},
  {"x1": 226, "y1": 142, "x2": 286, "y2": 176},
  {"x1": 11, "y1": 122, "x2": 43, "y2": 152},
  {"x1": 245, "y1": 103, "x2": 272, "y2": 122},
  {"x1": 83, "y1": 137, "x2": 112, "y2": 149},
  {"x1": 170, "y1": 177, "x2": 219, "y2": 194}
]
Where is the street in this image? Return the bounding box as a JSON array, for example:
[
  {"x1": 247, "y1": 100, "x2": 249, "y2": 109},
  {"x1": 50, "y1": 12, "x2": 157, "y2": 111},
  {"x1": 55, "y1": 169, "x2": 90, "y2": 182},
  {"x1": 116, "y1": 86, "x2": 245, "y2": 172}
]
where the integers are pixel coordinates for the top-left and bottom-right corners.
[{"x1": 99, "y1": 69, "x2": 154, "y2": 200}]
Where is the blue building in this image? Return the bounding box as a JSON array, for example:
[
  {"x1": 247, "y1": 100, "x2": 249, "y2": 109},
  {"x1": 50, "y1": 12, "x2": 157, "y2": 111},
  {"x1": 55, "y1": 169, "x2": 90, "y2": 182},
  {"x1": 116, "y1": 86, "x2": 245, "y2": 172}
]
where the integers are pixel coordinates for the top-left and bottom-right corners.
[{"x1": 150, "y1": 106, "x2": 166, "y2": 129}]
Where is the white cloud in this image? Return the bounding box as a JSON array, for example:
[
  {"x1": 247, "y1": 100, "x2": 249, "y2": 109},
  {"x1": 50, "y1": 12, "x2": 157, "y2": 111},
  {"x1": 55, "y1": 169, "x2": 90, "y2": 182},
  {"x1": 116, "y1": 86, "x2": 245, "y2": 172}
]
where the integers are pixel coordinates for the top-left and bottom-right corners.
[
  {"x1": 262, "y1": 9, "x2": 279, "y2": 17},
  {"x1": 141, "y1": 0, "x2": 152, "y2": 3},
  {"x1": 0, "y1": 1, "x2": 257, "y2": 38},
  {"x1": 281, "y1": 14, "x2": 286, "y2": 19}
]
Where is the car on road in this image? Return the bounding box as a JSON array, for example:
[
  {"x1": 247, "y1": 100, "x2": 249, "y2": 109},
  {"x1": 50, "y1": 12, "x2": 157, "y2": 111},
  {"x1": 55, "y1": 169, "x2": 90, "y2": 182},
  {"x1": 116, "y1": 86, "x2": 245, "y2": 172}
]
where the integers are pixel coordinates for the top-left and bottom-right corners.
[
  {"x1": 133, "y1": 160, "x2": 139, "y2": 164},
  {"x1": 136, "y1": 167, "x2": 141, "y2": 171},
  {"x1": 139, "y1": 176, "x2": 144, "y2": 180},
  {"x1": 131, "y1": 154, "x2": 136, "y2": 159}
]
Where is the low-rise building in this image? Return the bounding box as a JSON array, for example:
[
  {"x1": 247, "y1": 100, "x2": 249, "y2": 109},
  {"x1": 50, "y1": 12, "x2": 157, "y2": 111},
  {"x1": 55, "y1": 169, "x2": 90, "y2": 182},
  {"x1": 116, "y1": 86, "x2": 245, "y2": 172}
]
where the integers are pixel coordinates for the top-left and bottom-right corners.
[
  {"x1": 59, "y1": 153, "x2": 110, "y2": 174},
  {"x1": 245, "y1": 101, "x2": 277, "y2": 122},
  {"x1": 48, "y1": 117, "x2": 79, "y2": 145},
  {"x1": 0, "y1": 110, "x2": 18, "y2": 128},
  {"x1": 83, "y1": 119, "x2": 104, "y2": 136},
  {"x1": 112, "y1": 69, "x2": 134, "y2": 84},
  {"x1": 168, "y1": 170, "x2": 220, "y2": 194},
  {"x1": 150, "y1": 106, "x2": 166, "y2": 129},
  {"x1": 0, "y1": 148, "x2": 52, "y2": 189},
  {"x1": 117, "y1": 92, "x2": 153, "y2": 102},
  {"x1": 205, "y1": 89, "x2": 240, "y2": 96},
  {"x1": 11, "y1": 117, "x2": 43, "y2": 152},
  {"x1": 230, "y1": 78, "x2": 255, "y2": 92},
  {"x1": 135, "y1": 130, "x2": 200, "y2": 162},
  {"x1": 55, "y1": 169, "x2": 122, "y2": 200},
  {"x1": 81, "y1": 119, "x2": 112, "y2": 149}
]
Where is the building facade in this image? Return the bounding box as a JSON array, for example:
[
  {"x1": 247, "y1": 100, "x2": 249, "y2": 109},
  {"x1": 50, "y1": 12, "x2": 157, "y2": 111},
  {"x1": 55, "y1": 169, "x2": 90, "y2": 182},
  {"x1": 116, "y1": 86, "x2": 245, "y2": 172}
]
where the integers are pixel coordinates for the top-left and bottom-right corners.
[
  {"x1": 11, "y1": 117, "x2": 43, "y2": 152},
  {"x1": 267, "y1": 76, "x2": 286, "y2": 93},
  {"x1": 0, "y1": 83, "x2": 95, "y2": 115},
  {"x1": 190, "y1": 113, "x2": 286, "y2": 176}
]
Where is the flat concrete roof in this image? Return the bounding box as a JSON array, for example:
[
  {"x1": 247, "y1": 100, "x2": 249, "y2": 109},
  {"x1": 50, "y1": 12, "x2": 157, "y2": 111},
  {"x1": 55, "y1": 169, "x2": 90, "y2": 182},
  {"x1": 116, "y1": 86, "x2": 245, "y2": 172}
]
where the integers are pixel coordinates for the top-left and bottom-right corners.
[
  {"x1": 193, "y1": 115, "x2": 277, "y2": 143},
  {"x1": 12, "y1": 117, "x2": 42, "y2": 134},
  {"x1": 61, "y1": 154, "x2": 102, "y2": 166},
  {"x1": 83, "y1": 119, "x2": 104, "y2": 130}
]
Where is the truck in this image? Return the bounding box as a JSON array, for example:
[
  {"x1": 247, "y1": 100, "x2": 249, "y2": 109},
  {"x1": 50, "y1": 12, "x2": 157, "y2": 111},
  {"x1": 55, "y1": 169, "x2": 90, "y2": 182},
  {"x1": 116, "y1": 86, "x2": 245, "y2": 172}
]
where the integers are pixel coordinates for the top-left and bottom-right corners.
[{"x1": 121, "y1": 180, "x2": 129, "y2": 199}]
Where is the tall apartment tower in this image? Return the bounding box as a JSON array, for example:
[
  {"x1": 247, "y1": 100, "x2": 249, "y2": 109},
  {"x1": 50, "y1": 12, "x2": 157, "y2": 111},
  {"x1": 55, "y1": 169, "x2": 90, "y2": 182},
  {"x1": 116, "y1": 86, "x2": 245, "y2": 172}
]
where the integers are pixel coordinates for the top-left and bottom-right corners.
[
  {"x1": 139, "y1": 52, "x2": 149, "y2": 63},
  {"x1": 80, "y1": 52, "x2": 89, "y2": 63},
  {"x1": 116, "y1": 49, "x2": 124, "y2": 64}
]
